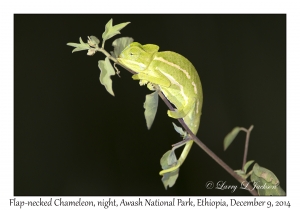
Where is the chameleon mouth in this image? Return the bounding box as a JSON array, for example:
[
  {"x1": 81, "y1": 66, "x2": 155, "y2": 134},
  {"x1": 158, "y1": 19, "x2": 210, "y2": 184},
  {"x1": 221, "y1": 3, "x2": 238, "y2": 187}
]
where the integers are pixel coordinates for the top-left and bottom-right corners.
[
  {"x1": 117, "y1": 58, "x2": 147, "y2": 70},
  {"x1": 117, "y1": 58, "x2": 125, "y2": 65}
]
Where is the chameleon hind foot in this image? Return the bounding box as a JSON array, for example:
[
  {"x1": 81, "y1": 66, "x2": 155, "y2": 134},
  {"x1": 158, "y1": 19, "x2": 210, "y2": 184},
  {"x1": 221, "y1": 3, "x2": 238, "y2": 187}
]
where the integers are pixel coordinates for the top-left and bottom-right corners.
[{"x1": 167, "y1": 109, "x2": 187, "y2": 119}]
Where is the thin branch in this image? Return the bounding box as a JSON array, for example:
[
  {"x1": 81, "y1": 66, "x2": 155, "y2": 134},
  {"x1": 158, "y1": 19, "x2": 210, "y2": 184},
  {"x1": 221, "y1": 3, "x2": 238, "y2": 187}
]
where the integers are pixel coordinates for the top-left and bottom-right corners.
[
  {"x1": 241, "y1": 125, "x2": 254, "y2": 169},
  {"x1": 158, "y1": 91, "x2": 258, "y2": 196},
  {"x1": 171, "y1": 136, "x2": 192, "y2": 148},
  {"x1": 98, "y1": 47, "x2": 137, "y2": 75},
  {"x1": 100, "y1": 48, "x2": 258, "y2": 196}
]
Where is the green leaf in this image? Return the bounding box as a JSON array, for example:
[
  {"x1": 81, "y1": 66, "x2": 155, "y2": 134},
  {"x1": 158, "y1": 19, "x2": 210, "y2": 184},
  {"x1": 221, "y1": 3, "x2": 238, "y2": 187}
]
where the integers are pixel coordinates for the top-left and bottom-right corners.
[
  {"x1": 235, "y1": 168, "x2": 253, "y2": 180},
  {"x1": 161, "y1": 169, "x2": 179, "y2": 190},
  {"x1": 144, "y1": 91, "x2": 158, "y2": 129},
  {"x1": 111, "y1": 37, "x2": 134, "y2": 58},
  {"x1": 67, "y1": 37, "x2": 90, "y2": 53},
  {"x1": 223, "y1": 127, "x2": 241, "y2": 151},
  {"x1": 172, "y1": 122, "x2": 187, "y2": 138},
  {"x1": 102, "y1": 19, "x2": 130, "y2": 41},
  {"x1": 252, "y1": 163, "x2": 279, "y2": 185},
  {"x1": 167, "y1": 150, "x2": 177, "y2": 166},
  {"x1": 243, "y1": 160, "x2": 255, "y2": 173},
  {"x1": 234, "y1": 170, "x2": 247, "y2": 179},
  {"x1": 250, "y1": 163, "x2": 286, "y2": 196},
  {"x1": 160, "y1": 150, "x2": 179, "y2": 189},
  {"x1": 88, "y1": 35, "x2": 100, "y2": 47},
  {"x1": 98, "y1": 57, "x2": 116, "y2": 96},
  {"x1": 160, "y1": 150, "x2": 173, "y2": 170},
  {"x1": 160, "y1": 150, "x2": 178, "y2": 169}
]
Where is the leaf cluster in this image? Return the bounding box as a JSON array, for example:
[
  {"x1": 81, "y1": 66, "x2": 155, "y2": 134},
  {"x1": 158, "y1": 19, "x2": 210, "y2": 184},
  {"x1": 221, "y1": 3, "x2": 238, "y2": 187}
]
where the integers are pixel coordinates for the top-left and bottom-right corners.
[
  {"x1": 224, "y1": 127, "x2": 285, "y2": 195},
  {"x1": 67, "y1": 19, "x2": 133, "y2": 96}
]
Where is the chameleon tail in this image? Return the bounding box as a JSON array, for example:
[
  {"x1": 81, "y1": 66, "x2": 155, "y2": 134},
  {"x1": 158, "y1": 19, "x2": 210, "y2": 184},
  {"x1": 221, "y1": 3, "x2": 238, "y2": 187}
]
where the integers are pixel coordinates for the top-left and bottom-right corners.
[{"x1": 159, "y1": 140, "x2": 193, "y2": 175}]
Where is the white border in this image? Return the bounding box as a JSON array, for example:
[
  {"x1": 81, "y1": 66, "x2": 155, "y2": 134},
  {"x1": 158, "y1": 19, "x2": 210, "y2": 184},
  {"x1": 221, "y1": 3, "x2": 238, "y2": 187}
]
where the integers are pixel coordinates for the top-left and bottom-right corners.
[{"x1": 2, "y1": 0, "x2": 300, "y2": 209}]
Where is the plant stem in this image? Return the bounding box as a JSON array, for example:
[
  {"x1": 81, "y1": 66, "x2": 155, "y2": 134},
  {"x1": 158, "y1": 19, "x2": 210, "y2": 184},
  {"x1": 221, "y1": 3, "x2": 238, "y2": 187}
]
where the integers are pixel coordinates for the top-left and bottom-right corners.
[
  {"x1": 241, "y1": 125, "x2": 254, "y2": 169},
  {"x1": 101, "y1": 48, "x2": 258, "y2": 196},
  {"x1": 98, "y1": 47, "x2": 137, "y2": 75}
]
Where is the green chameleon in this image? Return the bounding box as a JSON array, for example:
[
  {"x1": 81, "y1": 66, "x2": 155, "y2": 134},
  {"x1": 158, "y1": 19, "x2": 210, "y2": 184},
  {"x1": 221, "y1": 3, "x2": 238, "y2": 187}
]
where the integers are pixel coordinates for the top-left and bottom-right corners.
[{"x1": 118, "y1": 42, "x2": 203, "y2": 175}]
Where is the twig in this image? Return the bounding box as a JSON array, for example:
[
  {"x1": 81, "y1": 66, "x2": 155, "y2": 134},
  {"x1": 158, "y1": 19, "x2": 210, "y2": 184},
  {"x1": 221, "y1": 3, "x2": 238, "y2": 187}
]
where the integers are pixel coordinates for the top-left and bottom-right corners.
[{"x1": 240, "y1": 125, "x2": 254, "y2": 169}]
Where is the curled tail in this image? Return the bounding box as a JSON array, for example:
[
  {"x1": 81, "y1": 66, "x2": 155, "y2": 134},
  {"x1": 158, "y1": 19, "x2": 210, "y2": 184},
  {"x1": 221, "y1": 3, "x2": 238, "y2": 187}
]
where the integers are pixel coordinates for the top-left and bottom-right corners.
[{"x1": 159, "y1": 139, "x2": 193, "y2": 175}]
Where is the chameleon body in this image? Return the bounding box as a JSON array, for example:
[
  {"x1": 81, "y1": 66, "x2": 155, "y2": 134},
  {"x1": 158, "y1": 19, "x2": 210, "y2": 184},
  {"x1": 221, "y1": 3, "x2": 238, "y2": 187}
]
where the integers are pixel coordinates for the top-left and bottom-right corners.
[{"x1": 118, "y1": 42, "x2": 203, "y2": 175}]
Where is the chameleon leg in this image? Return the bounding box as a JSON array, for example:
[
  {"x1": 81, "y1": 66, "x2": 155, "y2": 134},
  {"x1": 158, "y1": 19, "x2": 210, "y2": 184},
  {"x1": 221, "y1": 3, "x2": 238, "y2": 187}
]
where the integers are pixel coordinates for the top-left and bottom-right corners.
[
  {"x1": 132, "y1": 71, "x2": 171, "y2": 88},
  {"x1": 167, "y1": 97, "x2": 196, "y2": 119},
  {"x1": 159, "y1": 140, "x2": 193, "y2": 175}
]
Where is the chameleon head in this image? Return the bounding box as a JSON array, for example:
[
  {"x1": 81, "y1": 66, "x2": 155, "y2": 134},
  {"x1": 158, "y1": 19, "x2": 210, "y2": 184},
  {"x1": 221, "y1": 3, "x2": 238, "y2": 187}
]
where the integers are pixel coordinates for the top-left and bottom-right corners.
[{"x1": 117, "y1": 42, "x2": 159, "y2": 73}]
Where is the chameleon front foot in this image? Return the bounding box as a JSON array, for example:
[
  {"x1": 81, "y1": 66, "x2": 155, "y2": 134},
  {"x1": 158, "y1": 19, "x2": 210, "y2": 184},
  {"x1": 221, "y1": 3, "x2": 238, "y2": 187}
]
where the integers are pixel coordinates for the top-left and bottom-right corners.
[{"x1": 139, "y1": 79, "x2": 148, "y2": 86}]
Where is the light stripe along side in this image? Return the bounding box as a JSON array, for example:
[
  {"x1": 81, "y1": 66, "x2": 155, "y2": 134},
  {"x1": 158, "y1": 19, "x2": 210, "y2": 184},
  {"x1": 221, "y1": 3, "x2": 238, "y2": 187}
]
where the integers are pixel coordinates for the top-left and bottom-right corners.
[
  {"x1": 154, "y1": 57, "x2": 191, "y2": 79},
  {"x1": 192, "y1": 81, "x2": 198, "y2": 94},
  {"x1": 159, "y1": 70, "x2": 189, "y2": 103}
]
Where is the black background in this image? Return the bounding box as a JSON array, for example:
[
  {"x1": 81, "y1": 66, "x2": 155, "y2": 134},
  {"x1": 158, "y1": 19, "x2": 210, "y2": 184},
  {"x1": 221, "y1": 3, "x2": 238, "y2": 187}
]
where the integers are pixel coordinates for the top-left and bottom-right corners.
[{"x1": 14, "y1": 14, "x2": 286, "y2": 196}]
